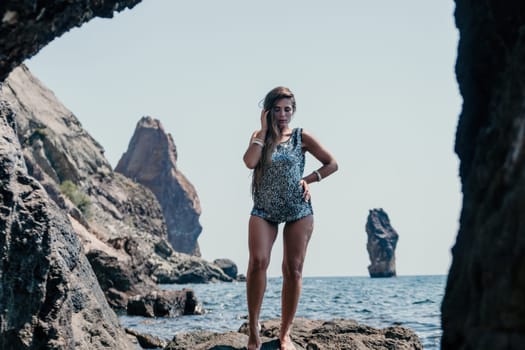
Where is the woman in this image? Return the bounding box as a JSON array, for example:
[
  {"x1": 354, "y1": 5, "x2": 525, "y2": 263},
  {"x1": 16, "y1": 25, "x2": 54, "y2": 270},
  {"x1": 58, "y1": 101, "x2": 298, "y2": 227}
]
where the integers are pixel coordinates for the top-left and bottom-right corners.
[{"x1": 243, "y1": 86, "x2": 338, "y2": 350}]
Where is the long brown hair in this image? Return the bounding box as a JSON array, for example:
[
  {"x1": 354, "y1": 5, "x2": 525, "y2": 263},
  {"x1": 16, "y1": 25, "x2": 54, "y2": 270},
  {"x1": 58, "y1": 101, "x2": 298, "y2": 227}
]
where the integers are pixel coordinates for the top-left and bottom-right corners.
[{"x1": 252, "y1": 86, "x2": 296, "y2": 196}]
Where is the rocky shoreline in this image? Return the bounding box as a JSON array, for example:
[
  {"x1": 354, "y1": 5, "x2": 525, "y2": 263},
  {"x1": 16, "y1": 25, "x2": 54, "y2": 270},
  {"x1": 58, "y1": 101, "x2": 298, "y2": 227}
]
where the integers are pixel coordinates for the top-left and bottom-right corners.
[
  {"x1": 4, "y1": 1, "x2": 524, "y2": 348},
  {"x1": 0, "y1": 64, "x2": 425, "y2": 349},
  {"x1": 0, "y1": 64, "x2": 243, "y2": 347}
]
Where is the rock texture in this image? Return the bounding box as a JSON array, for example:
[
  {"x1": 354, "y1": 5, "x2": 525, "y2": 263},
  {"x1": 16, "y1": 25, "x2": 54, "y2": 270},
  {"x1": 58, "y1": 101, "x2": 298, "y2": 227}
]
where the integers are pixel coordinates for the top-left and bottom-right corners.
[
  {"x1": 365, "y1": 208, "x2": 398, "y2": 278},
  {"x1": 116, "y1": 116, "x2": 203, "y2": 256},
  {"x1": 0, "y1": 0, "x2": 143, "y2": 82},
  {"x1": 127, "y1": 289, "x2": 201, "y2": 317},
  {"x1": 0, "y1": 66, "x2": 232, "y2": 309},
  {"x1": 166, "y1": 318, "x2": 423, "y2": 350},
  {"x1": 442, "y1": 2, "x2": 525, "y2": 349},
  {"x1": 125, "y1": 328, "x2": 167, "y2": 349},
  {"x1": 0, "y1": 101, "x2": 134, "y2": 349}
]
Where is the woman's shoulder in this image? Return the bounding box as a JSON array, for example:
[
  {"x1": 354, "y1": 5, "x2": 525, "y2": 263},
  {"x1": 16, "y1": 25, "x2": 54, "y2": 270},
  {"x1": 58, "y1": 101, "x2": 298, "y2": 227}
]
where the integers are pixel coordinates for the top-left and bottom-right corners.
[
  {"x1": 298, "y1": 129, "x2": 319, "y2": 148},
  {"x1": 298, "y1": 128, "x2": 313, "y2": 139}
]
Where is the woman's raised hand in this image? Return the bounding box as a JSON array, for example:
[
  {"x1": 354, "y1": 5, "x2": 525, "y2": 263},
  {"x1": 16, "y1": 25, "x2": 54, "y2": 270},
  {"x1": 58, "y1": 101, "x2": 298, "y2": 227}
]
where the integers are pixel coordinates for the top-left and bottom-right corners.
[{"x1": 260, "y1": 109, "x2": 269, "y2": 132}]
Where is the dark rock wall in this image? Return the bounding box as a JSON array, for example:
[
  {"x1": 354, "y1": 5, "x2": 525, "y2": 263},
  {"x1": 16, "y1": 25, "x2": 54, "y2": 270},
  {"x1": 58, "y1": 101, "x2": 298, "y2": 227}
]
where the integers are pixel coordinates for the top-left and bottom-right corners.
[
  {"x1": 0, "y1": 101, "x2": 133, "y2": 349},
  {"x1": 0, "y1": 0, "x2": 142, "y2": 82},
  {"x1": 442, "y1": 1, "x2": 525, "y2": 349}
]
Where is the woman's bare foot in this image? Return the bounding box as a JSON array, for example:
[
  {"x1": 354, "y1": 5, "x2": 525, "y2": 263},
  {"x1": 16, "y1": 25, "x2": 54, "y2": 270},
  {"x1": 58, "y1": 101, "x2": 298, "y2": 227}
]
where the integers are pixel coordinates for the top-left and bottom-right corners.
[
  {"x1": 247, "y1": 324, "x2": 261, "y2": 350},
  {"x1": 279, "y1": 334, "x2": 296, "y2": 350}
]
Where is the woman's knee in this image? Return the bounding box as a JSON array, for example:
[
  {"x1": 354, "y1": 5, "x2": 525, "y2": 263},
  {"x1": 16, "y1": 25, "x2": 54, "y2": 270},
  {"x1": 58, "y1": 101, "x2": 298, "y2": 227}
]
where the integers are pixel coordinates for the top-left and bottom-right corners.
[
  {"x1": 249, "y1": 255, "x2": 271, "y2": 272},
  {"x1": 282, "y1": 260, "x2": 304, "y2": 281}
]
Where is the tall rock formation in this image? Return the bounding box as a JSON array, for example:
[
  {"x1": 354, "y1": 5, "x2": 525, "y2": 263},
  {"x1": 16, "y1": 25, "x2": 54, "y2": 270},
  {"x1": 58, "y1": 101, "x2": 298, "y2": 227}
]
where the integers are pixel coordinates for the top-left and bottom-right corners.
[
  {"x1": 116, "y1": 117, "x2": 203, "y2": 256},
  {"x1": 365, "y1": 208, "x2": 398, "y2": 278},
  {"x1": 0, "y1": 101, "x2": 134, "y2": 349},
  {"x1": 442, "y1": 2, "x2": 525, "y2": 349}
]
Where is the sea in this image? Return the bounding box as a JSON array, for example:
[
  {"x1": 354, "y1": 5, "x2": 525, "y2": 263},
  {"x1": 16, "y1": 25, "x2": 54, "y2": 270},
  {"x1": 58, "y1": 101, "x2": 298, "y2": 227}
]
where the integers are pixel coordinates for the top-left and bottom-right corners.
[{"x1": 120, "y1": 275, "x2": 445, "y2": 349}]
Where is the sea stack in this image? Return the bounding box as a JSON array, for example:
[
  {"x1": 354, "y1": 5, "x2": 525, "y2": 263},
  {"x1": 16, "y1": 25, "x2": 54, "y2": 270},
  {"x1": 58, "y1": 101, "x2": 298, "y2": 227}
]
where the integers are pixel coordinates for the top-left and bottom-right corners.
[
  {"x1": 116, "y1": 117, "x2": 203, "y2": 256},
  {"x1": 365, "y1": 208, "x2": 399, "y2": 278}
]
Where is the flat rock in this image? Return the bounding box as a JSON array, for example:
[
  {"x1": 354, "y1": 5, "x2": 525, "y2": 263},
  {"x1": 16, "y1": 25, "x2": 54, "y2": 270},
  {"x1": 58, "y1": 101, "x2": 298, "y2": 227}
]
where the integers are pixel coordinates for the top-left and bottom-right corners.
[{"x1": 165, "y1": 318, "x2": 423, "y2": 350}]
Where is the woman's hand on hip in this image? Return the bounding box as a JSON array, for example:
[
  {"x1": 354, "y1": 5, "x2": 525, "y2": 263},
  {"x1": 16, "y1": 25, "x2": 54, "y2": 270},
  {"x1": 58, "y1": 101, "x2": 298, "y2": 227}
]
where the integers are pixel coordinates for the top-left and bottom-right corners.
[{"x1": 300, "y1": 179, "x2": 311, "y2": 202}]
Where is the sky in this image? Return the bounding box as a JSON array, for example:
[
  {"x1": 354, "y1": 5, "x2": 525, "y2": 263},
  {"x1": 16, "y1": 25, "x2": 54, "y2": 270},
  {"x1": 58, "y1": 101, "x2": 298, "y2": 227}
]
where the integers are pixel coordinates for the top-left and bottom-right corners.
[{"x1": 25, "y1": 0, "x2": 462, "y2": 277}]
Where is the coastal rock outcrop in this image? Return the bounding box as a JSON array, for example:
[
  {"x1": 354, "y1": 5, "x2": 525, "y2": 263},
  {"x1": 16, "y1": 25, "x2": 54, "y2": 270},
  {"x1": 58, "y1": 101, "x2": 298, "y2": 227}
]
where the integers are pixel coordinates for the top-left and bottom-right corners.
[
  {"x1": 0, "y1": 101, "x2": 133, "y2": 349},
  {"x1": 365, "y1": 208, "x2": 398, "y2": 278},
  {"x1": 0, "y1": 66, "x2": 232, "y2": 310},
  {"x1": 116, "y1": 116, "x2": 203, "y2": 256},
  {"x1": 165, "y1": 318, "x2": 423, "y2": 350},
  {"x1": 0, "y1": 0, "x2": 143, "y2": 82},
  {"x1": 442, "y1": 1, "x2": 525, "y2": 349}
]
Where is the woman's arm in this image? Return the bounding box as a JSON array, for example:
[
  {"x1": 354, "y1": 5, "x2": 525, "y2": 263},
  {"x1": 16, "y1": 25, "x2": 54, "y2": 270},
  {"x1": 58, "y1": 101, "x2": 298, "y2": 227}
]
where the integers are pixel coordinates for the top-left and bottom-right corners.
[
  {"x1": 301, "y1": 129, "x2": 338, "y2": 184},
  {"x1": 243, "y1": 130, "x2": 266, "y2": 169}
]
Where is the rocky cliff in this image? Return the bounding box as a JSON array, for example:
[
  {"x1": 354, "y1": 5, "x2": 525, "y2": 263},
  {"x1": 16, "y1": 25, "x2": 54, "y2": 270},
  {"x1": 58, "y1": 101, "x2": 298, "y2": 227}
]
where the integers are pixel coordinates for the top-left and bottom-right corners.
[
  {"x1": 116, "y1": 116, "x2": 203, "y2": 256},
  {"x1": 5, "y1": 1, "x2": 525, "y2": 349},
  {"x1": 441, "y1": 2, "x2": 525, "y2": 349},
  {"x1": 365, "y1": 208, "x2": 398, "y2": 278},
  {"x1": 0, "y1": 101, "x2": 134, "y2": 349},
  {"x1": 0, "y1": 65, "x2": 232, "y2": 309}
]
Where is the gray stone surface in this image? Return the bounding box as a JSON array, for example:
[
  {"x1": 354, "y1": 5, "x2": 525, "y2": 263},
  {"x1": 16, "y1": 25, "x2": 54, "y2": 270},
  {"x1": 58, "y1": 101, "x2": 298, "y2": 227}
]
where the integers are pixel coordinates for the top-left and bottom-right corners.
[{"x1": 442, "y1": 1, "x2": 525, "y2": 349}]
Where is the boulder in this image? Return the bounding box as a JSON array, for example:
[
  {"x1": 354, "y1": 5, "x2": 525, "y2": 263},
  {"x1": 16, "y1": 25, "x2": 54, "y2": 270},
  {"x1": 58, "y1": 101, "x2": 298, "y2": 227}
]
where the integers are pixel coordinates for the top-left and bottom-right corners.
[
  {"x1": 214, "y1": 258, "x2": 239, "y2": 280},
  {"x1": 127, "y1": 289, "x2": 202, "y2": 317},
  {"x1": 155, "y1": 252, "x2": 234, "y2": 284},
  {"x1": 116, "y1": 116, "x2": 203, "y2": 256},
  {"x1": 365, "y1": 208, "x2": 399, "y2": 277},
  {"x1": 0, "y1": 101, "x2": 134, "y2": 349},
  {"x1": 166, "y1": 318, "x2": 423, "y2": 350},
  {"x1": 125, "y1": 328, "x2": 167, "y2": 349}
]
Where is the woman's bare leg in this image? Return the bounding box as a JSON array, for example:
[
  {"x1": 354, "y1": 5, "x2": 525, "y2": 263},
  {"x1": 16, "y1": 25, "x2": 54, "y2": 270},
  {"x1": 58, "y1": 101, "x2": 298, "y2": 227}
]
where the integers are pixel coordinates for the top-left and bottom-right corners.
[
  {"x1": 247, "y1": 215, "x2": 278, "y2": 350},
  {"x1": 279, "y1": 215, "x2": 313, "y2": 350}
]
